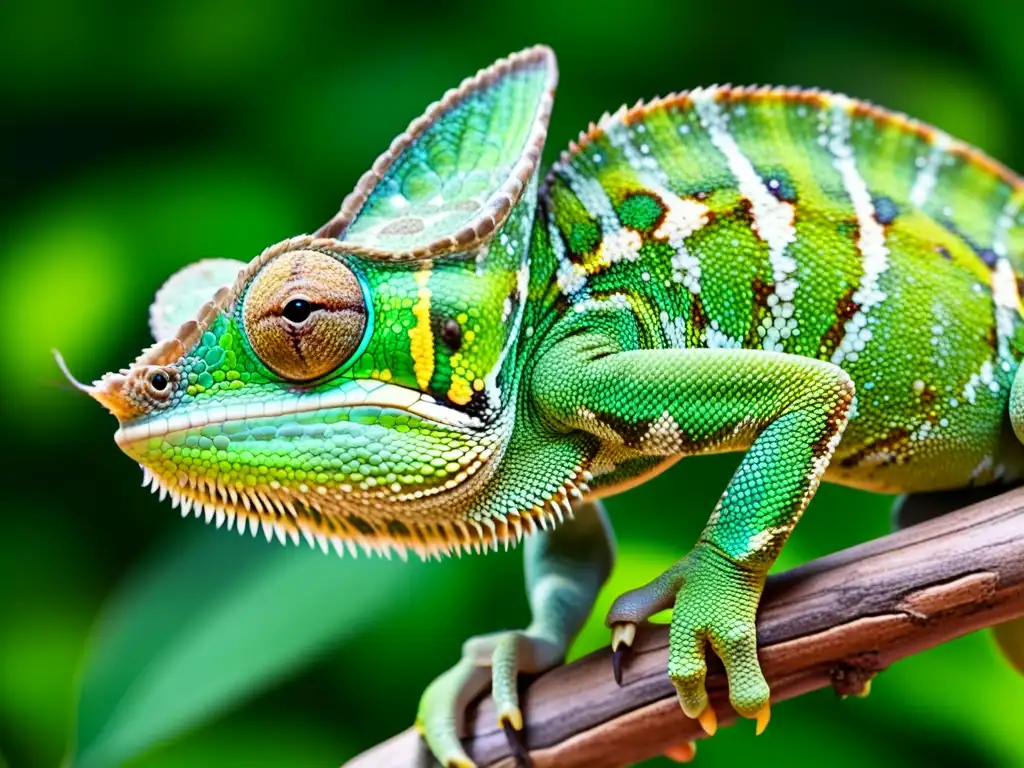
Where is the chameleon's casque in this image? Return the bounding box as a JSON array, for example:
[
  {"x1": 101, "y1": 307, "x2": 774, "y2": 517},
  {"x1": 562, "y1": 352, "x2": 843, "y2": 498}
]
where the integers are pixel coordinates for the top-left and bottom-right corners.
[{"x1": 70, "y1": 45, "x2": 1024, "y2": 767}]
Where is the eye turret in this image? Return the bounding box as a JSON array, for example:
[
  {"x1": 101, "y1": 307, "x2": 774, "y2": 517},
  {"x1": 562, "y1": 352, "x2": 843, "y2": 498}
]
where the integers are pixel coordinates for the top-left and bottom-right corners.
[{"x1": 243, "y1": 250, "x2": 368, "y2": 382}]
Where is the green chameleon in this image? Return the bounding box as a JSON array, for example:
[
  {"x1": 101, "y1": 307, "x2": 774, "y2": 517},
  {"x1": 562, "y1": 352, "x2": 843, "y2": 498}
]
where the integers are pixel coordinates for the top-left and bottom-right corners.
[{"x1": 61, "y1": 45, "x2": 1024, "y2": 766}]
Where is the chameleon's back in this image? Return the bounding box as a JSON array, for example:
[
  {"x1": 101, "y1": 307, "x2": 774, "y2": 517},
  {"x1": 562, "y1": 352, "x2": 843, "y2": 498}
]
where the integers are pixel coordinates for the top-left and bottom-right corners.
[{"x1": 534, "y1": 87, "x2": 1024, "y2": 493}]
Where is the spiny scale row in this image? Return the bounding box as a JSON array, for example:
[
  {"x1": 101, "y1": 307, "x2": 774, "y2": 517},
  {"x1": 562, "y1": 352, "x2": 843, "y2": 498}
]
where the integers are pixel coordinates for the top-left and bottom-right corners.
[{"x1": 140, "y1": 465, "x2": 592, "y2": 561}]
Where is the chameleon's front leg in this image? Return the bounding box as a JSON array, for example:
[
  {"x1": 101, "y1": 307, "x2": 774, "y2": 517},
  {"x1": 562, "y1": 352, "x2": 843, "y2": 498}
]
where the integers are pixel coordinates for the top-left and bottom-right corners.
[
  {"x1": 417, "y1": 499, "x2": 615, "y2": 767},
  {"x1": 533, "y1": 334, "x2": 854, "y2": 734}
]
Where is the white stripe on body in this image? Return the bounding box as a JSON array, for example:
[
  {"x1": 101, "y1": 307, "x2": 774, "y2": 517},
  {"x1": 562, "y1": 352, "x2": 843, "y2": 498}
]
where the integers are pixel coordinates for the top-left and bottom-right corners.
[
  {"x1": 826, "y1": 95, "x2": 891, "y2": 367},
  {"x1": 692, "y1": 87, "x2": 799, "y2": 353}
]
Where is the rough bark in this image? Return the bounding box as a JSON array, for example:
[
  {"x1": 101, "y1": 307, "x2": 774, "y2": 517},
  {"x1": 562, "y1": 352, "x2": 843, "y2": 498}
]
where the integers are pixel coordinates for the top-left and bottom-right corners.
[{"x1": 346, "y1": 488, "x2": 1024, "y2": 768}]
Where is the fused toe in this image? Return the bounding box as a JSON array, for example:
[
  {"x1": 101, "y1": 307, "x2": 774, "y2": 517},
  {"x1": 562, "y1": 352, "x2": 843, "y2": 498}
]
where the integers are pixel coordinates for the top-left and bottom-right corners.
[{"x1": 662, "y1": 545, "x2": 772, "y2": 730}]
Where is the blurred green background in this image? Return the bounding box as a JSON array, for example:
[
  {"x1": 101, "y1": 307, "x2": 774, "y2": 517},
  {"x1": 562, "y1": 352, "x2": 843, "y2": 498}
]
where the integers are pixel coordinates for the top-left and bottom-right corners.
[{"x1": 2, "y1": 0, "x2": 1023, "y2": 766}]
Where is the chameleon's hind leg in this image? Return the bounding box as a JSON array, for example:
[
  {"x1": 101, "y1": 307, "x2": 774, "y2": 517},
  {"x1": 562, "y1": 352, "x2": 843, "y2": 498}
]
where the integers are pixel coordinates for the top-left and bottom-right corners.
[
  {"x1": 533, "y1": 334, "x2": 854, "y2": 735},
  {"x1": 416, "y1": 500, "x2": 614, "y2": 768}
]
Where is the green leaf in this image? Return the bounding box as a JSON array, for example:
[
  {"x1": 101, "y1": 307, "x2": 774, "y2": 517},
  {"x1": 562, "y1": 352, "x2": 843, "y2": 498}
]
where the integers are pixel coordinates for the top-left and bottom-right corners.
[{"x1": 68, "y1": 526, "x2": 429, "y2": 768}]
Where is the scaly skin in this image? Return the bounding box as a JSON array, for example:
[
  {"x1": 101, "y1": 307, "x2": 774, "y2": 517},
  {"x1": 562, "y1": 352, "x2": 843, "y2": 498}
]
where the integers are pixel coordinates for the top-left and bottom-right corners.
[{"x1": 64, "y1": 46, "x2": 1024, "y2": 766}]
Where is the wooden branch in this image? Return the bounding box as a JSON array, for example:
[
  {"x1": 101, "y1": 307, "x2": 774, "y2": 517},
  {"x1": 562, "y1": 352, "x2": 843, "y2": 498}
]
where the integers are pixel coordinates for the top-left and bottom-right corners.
[{"x1": 346, "y1": 488, "x2": 1024, "y2": 768}]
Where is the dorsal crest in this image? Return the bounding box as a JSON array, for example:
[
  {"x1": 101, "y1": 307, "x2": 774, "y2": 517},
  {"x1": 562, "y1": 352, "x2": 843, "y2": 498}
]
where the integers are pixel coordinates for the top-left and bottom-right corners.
[{"x1": 315, "y1": 45, "x2": 557, "y2": 261}]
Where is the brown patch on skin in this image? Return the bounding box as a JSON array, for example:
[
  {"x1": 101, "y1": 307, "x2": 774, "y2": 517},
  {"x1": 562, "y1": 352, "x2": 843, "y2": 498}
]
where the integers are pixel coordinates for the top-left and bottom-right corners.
[
  {"x1": 592, "y1": 408, "x2": 742, "y2": 454},
  {"x1": 746, "y1": 275, "x2": 775, "y2": 347},
  {"x1": 838, "y1": 427, "x2": 911, "y2": 469},
  {"x1": 985, "y1": 324, "x2": 999, "y2": 351},
  {"x1": 810, "y1": 386, "x2": 854, "y2": 460},
  {"x1": 919, "y1": 386, "x2": 937, "y2": 405},
  {"x1": 934, "y1": 244, "x2": 953, "y2": 260},
  {"x1": 592, "y1": 410, "x2": 672, "y2": 449},
  {"x1": 819, "y1": 286, "x2": 860, "y2": 359},
  {"x1": 732, "y1": 198, "x2": 755, "y2": 226}
]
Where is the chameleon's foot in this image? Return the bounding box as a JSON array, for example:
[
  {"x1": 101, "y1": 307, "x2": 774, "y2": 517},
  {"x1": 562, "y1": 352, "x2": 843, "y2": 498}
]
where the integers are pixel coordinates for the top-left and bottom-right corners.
[
  {"x1": 417, "y1": 630, "x2": 563, "y2": 768},
  {"x1": 418, "y1": 500, "x2": 614, "y2": 766},
  {"x1": 663, "y1": 740, "x2": 697, "y2": 763},
  {"x1": 608, "y1": 544, "x2": 771, "y2": 733}
]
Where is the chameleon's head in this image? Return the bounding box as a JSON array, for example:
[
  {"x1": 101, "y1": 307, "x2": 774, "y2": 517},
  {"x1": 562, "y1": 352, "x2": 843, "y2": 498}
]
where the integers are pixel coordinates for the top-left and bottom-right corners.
[{"x1": 63, "y1": 46, "x2": 558, "y2": 558}]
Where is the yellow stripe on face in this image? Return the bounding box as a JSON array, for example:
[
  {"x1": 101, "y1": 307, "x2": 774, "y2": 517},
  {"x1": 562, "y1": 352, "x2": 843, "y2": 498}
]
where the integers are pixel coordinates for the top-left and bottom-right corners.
[
  {"x1": 409, "y1": 267, "x2": 435, "y2": 390},
  {"x1": 447, "y1": 375, "x2": 473, "y2": 405}
]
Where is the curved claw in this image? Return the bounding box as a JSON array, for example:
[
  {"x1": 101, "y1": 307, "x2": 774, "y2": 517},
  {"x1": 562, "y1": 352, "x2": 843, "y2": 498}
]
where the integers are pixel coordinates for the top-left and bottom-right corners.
[
  {"x1": 610, "y1": 622, "x2": 637, "y2": 686},
  {"x1": 502, "y1": 721, "x2": 533, "y2": 768},
  {"x1": 612, "y1": 646, "x2": 625, "y2": 686},
  {"x1": 754, "y1": 703, "x2": 770, "y2": 735},
  {"x1": 697, "y1": 705, "x2": 718, "y2": 736}
]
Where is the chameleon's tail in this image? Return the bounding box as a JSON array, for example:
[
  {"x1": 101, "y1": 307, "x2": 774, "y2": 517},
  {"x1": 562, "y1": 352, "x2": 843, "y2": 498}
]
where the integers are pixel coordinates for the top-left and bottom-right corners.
[{"x1": 993, "y1": 618, "x2": 1024, "y2": 676}]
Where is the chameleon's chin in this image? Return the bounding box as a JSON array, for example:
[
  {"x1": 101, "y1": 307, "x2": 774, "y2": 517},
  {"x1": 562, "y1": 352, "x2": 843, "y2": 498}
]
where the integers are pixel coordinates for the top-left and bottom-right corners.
[{"x1": 115, "y1": 379, "x2": 512, "y2": 558}]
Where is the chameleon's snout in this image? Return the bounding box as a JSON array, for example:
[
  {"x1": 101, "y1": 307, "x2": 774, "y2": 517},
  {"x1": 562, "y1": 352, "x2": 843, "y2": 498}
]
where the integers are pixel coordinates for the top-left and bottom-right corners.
[{"x1": 53, "y1": 350, "x2": 170, "y2": 423}]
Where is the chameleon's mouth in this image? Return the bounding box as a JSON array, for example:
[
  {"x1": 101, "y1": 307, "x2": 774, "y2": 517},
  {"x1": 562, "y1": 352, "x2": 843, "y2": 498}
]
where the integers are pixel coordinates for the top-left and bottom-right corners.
[
  {"x1": 114, "y1": 378, "x2": 481, "y2": 446},
  {"x1": 113, "y1": 378, "x2": 516, "y2": 558}
]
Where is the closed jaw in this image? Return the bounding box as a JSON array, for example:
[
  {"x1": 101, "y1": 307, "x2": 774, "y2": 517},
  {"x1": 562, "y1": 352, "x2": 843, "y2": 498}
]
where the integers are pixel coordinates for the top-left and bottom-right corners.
[{"x1": 114, "y1": 378, "x2": 481, "y2": 446}]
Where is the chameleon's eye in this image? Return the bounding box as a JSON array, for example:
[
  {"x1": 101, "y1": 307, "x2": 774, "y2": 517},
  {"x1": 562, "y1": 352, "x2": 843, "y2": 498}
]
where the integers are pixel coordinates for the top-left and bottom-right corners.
[
  {"x1": 144, "y1": 368, "x2": 173, "y2": 400},
  {"x1": 243, "y1": 249, "x2": 368, "y2": 382},
  {"x1": 149, "y1": 371, "x2": 169, "y2": 392}
]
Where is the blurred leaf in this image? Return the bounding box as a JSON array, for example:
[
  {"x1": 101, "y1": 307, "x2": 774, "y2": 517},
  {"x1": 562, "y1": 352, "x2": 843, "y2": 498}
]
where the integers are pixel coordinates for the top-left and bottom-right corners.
[
  {"x1": 69, "y1": 527, "x2": 428, "y2": 768},
  {"x1": 124, "y1": 713, "x2": 348, "y2": 768}
]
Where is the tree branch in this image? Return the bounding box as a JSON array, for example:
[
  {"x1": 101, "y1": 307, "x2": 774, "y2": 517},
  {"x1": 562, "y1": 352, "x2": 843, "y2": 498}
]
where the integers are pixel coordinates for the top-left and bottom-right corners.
[{"x1": 346, "y1": 489, "x2": 1024, "y2": 768}]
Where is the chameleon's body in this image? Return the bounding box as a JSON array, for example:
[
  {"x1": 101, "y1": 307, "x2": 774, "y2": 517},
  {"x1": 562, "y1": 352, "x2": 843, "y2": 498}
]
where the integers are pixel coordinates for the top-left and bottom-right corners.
[{"x1": 67, "y1": 46, "x2": 1024, "y2": 766}]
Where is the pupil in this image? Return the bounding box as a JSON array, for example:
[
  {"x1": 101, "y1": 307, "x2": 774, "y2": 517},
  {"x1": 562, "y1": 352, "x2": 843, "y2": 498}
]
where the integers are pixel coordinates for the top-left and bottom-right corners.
[
  {"x1": 151, "y1": 372, "x2": 168, "y2": 391},
  {"x1": 283, "y1": 299, "x2": 312, "y2": 323}
]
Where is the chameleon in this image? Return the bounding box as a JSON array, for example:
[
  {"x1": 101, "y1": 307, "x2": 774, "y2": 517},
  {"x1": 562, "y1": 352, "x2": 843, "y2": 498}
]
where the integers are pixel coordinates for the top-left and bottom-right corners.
[{"x1": 59, "y1": 44, "x2": 1024, "y2": 766}]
